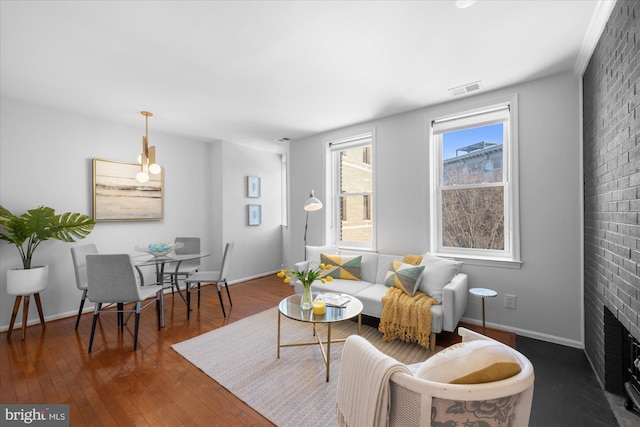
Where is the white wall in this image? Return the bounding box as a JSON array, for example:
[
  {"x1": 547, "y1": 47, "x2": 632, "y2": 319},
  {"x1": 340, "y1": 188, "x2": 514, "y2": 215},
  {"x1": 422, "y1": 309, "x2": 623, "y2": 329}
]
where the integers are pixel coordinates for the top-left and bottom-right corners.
[
  {"x1": 1, "y1": 71, "x2": 584, "y2": 345},
  {"x1": 0, "y1": 97, "x2": 217, "y2": 329},
  {"x1": 0, "y1": 97, "x2": 285, "y2": 330},
  {"x1": 287, "y1": 71, "x2": 584, "y2": 347},
  {"x1": 221, "y1": 143, "x2": 284, "y2": 280}
]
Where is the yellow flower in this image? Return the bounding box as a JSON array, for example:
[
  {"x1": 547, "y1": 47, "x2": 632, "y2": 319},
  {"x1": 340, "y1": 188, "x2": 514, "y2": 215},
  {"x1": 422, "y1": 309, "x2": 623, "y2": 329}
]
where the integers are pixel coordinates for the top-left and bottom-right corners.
[
  {"x1": 319, "y1": 263, "x2": 326, "y2": 269},
  {"x1": 326, "y1": 276, "x2": 333, "y2": 282},
  {"x1": 326, "y1": 264, "x2": 333, "y2": 269},
  {"x1": 321, "y1": 279, "x2": 326, "y2": 283},
  {"x1": 278, "y1": 265, "x2": 328, "y2": 286}
]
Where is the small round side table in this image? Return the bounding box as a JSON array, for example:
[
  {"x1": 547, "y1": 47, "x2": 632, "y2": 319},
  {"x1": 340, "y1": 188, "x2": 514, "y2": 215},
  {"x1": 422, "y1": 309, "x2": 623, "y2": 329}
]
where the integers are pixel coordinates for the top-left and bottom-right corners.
[{"x1": 469, "y1": 287, "x2": 497, "y2": 334}]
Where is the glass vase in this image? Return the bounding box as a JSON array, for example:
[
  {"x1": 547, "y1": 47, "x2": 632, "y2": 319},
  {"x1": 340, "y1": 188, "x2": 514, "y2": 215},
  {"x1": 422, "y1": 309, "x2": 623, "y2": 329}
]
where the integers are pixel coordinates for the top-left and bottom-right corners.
[{"x1": 300, "y1": 284, "x2": 313, "y2": 311}]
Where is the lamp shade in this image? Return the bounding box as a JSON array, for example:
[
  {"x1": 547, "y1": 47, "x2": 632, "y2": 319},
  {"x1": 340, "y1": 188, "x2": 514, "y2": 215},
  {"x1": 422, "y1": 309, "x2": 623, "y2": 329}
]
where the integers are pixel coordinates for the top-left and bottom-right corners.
[{"x1": 304, "y1": 191, "x2": 323, "y2": 212}]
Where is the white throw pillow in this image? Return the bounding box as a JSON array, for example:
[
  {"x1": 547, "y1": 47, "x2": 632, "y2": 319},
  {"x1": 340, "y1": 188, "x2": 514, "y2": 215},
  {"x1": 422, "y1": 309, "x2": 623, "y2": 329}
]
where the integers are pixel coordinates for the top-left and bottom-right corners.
[
  {"x1": 418, "y1": 253, "x2": 462, "y2": 302},
  {"x1": 340, "y1": 250, "x2": 379, "y2": 283},
  {"x1": 376, "y1": 254, "x2": 403, "y2": 284},
  {"x1": 416, "y1": 340, "x2": 521, "y2": 384},
  {"x1": 306, "y1": 245, "x2": 338, "y2": 270}
]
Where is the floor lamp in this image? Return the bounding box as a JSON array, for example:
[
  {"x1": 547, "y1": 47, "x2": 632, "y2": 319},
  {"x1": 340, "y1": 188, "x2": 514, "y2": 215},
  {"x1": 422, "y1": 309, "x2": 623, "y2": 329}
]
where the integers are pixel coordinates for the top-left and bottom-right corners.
[{"x1": 303, "y1": 190, "x2": 323, "y2": 260}]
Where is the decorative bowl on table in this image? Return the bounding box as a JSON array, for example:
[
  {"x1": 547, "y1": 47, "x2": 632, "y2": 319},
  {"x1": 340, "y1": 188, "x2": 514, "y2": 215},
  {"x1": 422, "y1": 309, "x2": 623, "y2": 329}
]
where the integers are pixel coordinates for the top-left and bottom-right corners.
[{"x1": 135, "y1": 242, "x2": 184, "y2": 257}]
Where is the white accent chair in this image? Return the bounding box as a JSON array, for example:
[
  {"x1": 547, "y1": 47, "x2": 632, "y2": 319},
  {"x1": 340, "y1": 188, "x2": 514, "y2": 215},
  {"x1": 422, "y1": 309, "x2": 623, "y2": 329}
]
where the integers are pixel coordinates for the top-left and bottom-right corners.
[
  {"x1": 184, "y1": 241, "x2": 234, "y2": 318},
  {"x1": 70, "y1": 243, "x2": 98, "y2": 329},
  {"x1": 337, "y1": 327, "x2": 535, "y2": 427}
]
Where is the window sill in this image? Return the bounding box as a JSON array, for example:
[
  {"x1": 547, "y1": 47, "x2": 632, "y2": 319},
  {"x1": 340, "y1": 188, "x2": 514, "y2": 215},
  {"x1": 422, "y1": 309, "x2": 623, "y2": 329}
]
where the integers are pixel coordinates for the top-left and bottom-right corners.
[
  {"x1": 434, "y1": 253, "x2": 523, "y2": 269},
  {"x1": 338, "y1": 245, "x2": 376, "y2": 253}
]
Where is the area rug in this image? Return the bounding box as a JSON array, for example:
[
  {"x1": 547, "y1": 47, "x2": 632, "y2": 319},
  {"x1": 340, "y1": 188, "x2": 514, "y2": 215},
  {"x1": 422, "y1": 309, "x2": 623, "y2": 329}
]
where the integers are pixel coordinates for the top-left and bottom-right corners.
[{"x1": 171, "y1": 307, "x2": 439, "y2": 427}]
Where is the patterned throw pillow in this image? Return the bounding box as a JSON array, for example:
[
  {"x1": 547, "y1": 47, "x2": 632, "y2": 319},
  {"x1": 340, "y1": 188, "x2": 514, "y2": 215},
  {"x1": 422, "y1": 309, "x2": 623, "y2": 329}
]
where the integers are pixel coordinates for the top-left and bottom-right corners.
[
  {"x1": 384, "y1": 259, "x2": 426, "y2": 296},
  {"x1": 320, "y1": 253, "x2": 362, "y2": 281}
]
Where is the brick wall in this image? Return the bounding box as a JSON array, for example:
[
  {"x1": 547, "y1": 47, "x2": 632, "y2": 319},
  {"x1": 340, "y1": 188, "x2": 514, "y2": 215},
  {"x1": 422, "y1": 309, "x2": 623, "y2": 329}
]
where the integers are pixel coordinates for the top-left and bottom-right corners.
[{"x1": 583, "y1": 0, "x2": 639, "y2": 387}]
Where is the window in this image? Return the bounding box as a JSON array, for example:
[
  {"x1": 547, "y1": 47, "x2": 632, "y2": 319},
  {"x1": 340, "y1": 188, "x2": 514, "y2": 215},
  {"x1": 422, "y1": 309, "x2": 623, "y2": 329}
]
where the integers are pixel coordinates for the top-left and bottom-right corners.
[
  {"x1": 363, "y1": 195, "x2": 371, "y2": 220},
  {"x1": 329, "y1": 132, "x2": 374, "y2": 249},
  {"x1": 363, "y1": 146, "x2": 372, "y2": 165},
  {"x1": 430, "y1": 97, "x2": 520, "y2": 265}
]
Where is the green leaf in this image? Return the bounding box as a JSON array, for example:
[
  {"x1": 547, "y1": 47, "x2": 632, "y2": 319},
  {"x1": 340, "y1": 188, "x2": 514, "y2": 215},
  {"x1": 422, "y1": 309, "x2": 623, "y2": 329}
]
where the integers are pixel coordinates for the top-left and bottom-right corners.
[
  {"x1": 23, "y1": 206, "x2": 57, "y2": 242},
  {"x1": 0, "y1": 205, "x2": 13, "y2": 224},
  {"x1": 0, "y1": 204, "x2": 95, "y2": 269},
  {"x1": 51, "y1": 212, "x2": 95, "y2": 242}
]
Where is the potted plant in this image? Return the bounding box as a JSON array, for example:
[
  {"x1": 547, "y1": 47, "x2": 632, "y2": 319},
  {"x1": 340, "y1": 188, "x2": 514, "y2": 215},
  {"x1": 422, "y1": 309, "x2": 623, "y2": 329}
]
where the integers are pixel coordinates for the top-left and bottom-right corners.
[
  {"x1": 0, "y1": 205, "x2": 95, "y2": 295},
  {"x1": 278, "y1": 264, "x2": 333, "y2": 310}
]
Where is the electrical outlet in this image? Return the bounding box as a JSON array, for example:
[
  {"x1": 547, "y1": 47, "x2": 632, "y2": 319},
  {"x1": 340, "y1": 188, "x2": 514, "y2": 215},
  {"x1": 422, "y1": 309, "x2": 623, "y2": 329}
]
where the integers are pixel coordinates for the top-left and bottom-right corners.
[{"x1": 505, "y1": 294, "x2": 517, "y2": 309}]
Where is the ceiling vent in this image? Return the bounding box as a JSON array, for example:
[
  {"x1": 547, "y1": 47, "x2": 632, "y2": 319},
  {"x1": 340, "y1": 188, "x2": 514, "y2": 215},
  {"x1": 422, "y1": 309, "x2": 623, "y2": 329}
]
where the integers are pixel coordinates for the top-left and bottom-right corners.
[
  {"x1": 448, "y1": 81, "x2": 482, "y2": 96},
  {"x1": 276, "y1": 137, "x2": 291, "y2": 143}
]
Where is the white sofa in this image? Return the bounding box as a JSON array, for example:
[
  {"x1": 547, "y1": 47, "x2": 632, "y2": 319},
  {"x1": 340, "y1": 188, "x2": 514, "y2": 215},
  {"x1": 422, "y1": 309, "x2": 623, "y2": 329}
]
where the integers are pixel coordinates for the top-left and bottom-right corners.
[{"x1": 293, "y1": 245, "x2": 469, "y2": 351}]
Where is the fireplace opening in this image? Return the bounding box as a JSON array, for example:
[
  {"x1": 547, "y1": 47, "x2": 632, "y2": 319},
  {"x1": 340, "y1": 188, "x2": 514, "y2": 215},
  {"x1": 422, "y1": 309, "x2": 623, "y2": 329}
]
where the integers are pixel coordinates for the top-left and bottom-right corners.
[
  {"x1": 604, "y1": 307, "x2": 640, "y2": 415},
  {"x1": 625, "y1": 333, "x2": 640, "y2": 413}
]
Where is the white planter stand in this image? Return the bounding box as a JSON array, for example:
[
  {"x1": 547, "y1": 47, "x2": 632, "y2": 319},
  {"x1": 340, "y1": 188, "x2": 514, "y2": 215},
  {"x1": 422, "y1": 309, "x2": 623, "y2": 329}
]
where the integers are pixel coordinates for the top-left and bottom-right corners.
[{"x1": 6, "y1": 265, "x2": 49, "y2": 340}]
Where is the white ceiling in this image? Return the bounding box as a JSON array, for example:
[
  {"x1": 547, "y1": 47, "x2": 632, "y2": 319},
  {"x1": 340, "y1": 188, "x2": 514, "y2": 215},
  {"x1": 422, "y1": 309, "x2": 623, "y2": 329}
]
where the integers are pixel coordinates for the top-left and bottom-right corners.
[{"x1": 0, "y1": 1, "x2": 613, "y2": 150}]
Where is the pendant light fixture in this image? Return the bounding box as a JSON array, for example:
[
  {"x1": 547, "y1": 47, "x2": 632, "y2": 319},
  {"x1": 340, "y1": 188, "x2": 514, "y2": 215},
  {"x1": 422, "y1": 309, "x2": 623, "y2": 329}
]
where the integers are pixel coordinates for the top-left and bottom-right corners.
[{"x1": 136, "y1": 111, "x2": 161, "y2": 183}]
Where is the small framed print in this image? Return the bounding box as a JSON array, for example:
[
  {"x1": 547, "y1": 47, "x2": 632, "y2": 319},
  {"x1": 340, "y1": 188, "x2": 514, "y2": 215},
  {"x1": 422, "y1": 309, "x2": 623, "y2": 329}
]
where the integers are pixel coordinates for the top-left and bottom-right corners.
[
  {"x1": 247, "y1": 176, "x2": 261, "y2": 198},
  {"x1": 248, "y1": 204, "x2": 262, "y2": 226}
]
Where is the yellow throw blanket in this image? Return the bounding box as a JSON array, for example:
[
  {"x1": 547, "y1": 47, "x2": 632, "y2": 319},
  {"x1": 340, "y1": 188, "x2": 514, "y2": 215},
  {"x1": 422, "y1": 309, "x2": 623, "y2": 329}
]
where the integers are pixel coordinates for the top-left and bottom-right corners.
[{"x1": 379, "y1": 287, "x2": 438, "y2": 350}]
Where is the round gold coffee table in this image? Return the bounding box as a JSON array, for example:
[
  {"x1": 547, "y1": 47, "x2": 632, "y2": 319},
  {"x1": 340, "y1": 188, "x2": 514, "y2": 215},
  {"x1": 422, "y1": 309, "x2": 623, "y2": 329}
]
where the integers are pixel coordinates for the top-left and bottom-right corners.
[{"x1": 277, "y1": 293, "x2": 363, "y2": 382}]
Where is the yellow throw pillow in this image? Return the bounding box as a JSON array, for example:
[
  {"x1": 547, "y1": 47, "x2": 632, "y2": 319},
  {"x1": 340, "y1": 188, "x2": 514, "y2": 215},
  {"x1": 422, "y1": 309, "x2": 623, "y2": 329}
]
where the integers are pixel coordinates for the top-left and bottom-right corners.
[
  {"x1": 320, "y1": 253, "x2": 362, "y2": 281},
  {"x1": 415, "y1": 340, "x2": 522, "y2": 384},
  {"x1": 403, "y1": 254, "x2": 423, "y2": 266}
]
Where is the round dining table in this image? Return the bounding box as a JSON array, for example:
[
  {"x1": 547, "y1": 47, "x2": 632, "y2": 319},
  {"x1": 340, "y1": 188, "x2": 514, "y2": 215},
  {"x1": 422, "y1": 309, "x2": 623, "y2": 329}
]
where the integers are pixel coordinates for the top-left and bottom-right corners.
[{"x1": 134, "y1": 252, "x2": 211, "y2": 327}]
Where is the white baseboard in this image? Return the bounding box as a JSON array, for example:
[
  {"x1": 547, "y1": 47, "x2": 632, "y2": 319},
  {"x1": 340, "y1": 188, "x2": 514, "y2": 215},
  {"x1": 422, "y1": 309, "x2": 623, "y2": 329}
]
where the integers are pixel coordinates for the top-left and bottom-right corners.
[
  {"x1": 460, "y1": 316, "x2": 585, "y2": 349},
  {"x1": 228, "y1": 270, "x2": 280, "y2": 285},
  {"x1": 1, "y1": 272, "x2": 285, "y2": 332},
  {"x1": 0, "y1": 309, "x2": 81, "y2": 333}
]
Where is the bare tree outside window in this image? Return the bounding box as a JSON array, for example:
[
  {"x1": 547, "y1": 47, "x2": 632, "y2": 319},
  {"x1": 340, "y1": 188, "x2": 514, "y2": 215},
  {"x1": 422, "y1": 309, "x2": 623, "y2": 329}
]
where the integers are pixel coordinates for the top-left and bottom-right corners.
[
  {"x1": 441, "y1": 180, "x2": 505, "y2": 250},
  {"x1": 439, "y1": 123, "x2": 506, "y2": 251}
]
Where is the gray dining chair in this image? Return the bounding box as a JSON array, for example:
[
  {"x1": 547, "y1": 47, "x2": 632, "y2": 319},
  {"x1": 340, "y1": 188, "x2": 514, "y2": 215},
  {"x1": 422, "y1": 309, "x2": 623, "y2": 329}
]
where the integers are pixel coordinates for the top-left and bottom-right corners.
[
  {"x1": 166, "y1": 237, "x2": 200, "y2": 298},
  {"x1": 86, "y1": 254, "x2": 164, "y2": 353},
  {"x1": 184, "y1": 241, "x2": 234, "y2": 318},
  {"x1": 70, "y1": 243, "x2": 98, "y2": 330}
]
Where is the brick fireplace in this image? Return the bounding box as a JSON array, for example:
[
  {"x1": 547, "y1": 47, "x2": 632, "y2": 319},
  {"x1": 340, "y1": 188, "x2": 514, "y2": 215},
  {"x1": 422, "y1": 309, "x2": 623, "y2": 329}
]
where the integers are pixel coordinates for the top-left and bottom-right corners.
[
  {"x1": 604, "y1": 307, "x2": 633, "y2": 394},
  {"x1": 582, "y1": 0, "x2": 640, "y2": 398}
]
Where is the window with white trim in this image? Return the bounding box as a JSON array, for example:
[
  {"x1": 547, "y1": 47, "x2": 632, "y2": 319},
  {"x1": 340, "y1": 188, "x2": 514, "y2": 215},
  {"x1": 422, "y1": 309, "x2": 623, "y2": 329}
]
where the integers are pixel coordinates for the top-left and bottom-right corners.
[
  {"x1": 329, "y1": 132, "x2": 374, "y2": 250},
  {"x1": 430, "y1": 98, "x2": 520, "y2": 265}
]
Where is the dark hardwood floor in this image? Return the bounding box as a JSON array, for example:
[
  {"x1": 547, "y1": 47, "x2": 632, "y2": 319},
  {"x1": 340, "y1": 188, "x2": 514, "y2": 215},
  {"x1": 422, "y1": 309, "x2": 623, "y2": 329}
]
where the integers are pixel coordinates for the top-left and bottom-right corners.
[
  {"x1": 2, "y1": 274, "x2": 629, "y2": 426},
  {"x1": 1, "y1": 274, "x2": 293, "y2": 426}
]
